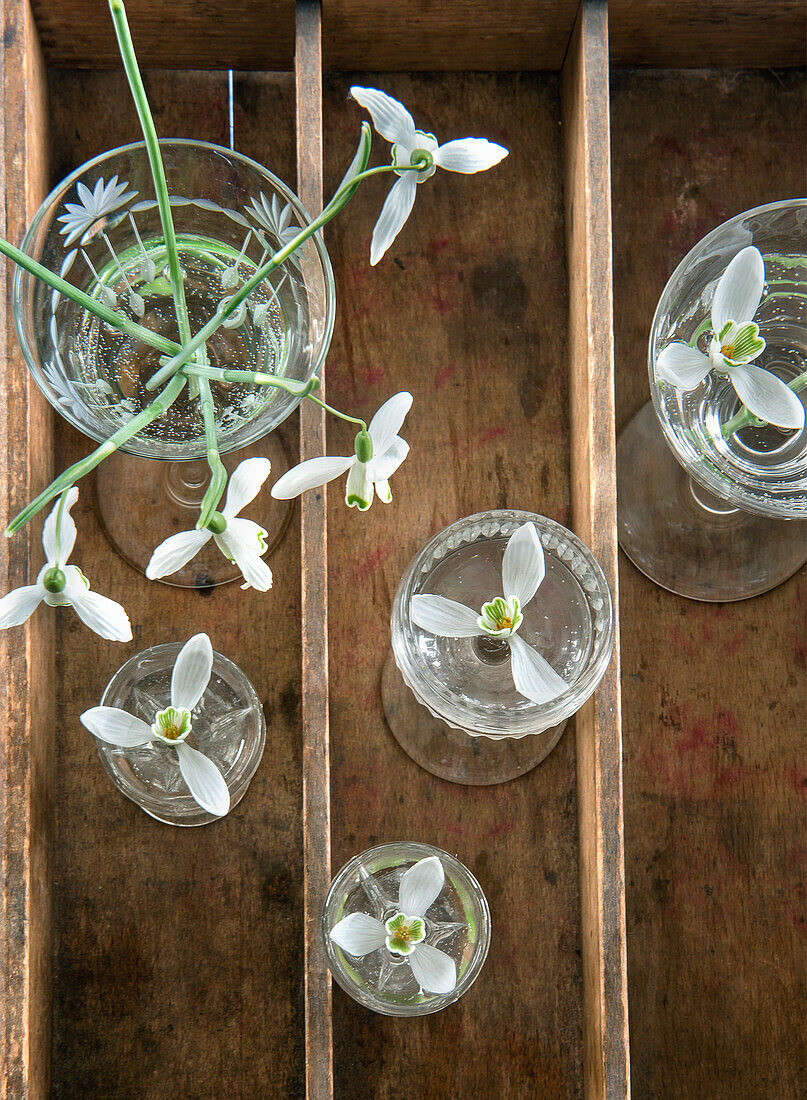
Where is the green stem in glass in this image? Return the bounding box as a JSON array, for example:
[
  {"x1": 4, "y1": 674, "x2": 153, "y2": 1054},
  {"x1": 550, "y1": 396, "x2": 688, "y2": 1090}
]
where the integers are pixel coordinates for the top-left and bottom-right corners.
[
  {"x1": 196, "y1": 376, "x2": 228, "y2": 529},
  {"x1": 183, "y1": 363, "x2": 320, "y2": 397},
  {"x1": 109, "y1": 0, "x2": 192, "y2": 347},
  {"x1": 5, "y1": 372, "x2": 187, "y2": 535},
  {"x1": 720, "y1": 370, "x2": 807, "y2": 438}
]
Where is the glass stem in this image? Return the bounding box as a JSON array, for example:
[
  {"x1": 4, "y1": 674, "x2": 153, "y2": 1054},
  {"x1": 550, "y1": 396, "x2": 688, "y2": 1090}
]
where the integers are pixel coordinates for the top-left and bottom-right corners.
[{"x1": 6, "y1": 372, "x2": 188, "y2": 535}]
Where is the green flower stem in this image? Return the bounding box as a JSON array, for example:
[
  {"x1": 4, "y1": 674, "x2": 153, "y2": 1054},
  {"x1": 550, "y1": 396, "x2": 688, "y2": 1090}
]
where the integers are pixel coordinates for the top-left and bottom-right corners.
[
  {"x1": 196, "y1": 376, "x2": 228, "y2": 528},
  {"x1": 109, "y1": 0, "x2": 192, "y2": 347},
  {"x1": 5, "y1": 372, "x2": 187, "y2": 535},
  {"x1": 145, "y1": 161, "x2": 417, "y2": 392},
  {"x1": 52, "y1": 487, "x2": 73, "y2": 565},
  {"x1": 183, "y1": 363, "x2": 320, "y2": 397},
  {"x1": 0, "y1": 235, "x2": 180, "y2": 356},
  {"x1": 720, "y1": 370, "x2": 807, "y2": 438},
  {"x1": 306, "y1": 393, "x2": 367, "y2": 433}
]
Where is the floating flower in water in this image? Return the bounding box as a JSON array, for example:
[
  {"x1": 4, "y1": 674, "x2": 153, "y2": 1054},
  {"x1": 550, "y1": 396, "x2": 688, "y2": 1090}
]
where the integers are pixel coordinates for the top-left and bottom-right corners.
[
  {"x1": 81, "y1": 633, "x2": 230, "y2": 817},
  {"x1": 411, "y1": 522, "x2": 568, "y2": 704},
  {"x1": 329, "y1": 855, "x2": 457, "y2": 994},
  {"x1": 350, "y1": 86, "x2": 509, "y2": 264},
  {"x1": 656, "y1": 246, "x2": 805, "y2": 431},
  {"x1": 271, "y1": 391, "x2": 412, "y2": 510},
  {"x1": 57, "y1": 175, "x2": 138, "y2": 247},
  {"x1": 0, "y1": 487, "x2": 132, "y2": 641},
  {"x1": 146, "y1": 458, "x2": 273, "y2": 590}
]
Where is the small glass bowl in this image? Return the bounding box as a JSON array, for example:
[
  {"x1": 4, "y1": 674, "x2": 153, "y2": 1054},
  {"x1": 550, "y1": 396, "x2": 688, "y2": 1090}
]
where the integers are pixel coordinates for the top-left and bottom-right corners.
[
  {"x1": 322, "y1": 842, "x2": 491, "y2": 1017},
  {"x1": 96, "y1": 641, "x2": 265, "y2": 826}
]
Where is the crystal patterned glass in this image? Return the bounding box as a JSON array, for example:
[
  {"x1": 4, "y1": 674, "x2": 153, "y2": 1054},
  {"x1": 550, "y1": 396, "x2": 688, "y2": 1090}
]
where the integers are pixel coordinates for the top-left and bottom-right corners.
[
  {"x1": 96, "y1": 641, "x2": 265, "y2": 826},
  {"x1": 322, "y1": 842, "x2": 491, "y2": 1017},
  {"x1": 618, "y1": 200, "x2": 807, "y2": 601},
  {"x1": 13, "y1": 140, "x2": 335, "y2": 585},
  {"x1": 383, "y1": 510, "x2": 614, "y2": 785}
]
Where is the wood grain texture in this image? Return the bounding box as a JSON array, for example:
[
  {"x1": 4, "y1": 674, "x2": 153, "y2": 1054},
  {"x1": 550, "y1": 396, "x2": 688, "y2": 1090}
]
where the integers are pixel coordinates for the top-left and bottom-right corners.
[
  {"x1": 295, "y1": 3, "x2": 334, "y2": 1099},
  {"x1": 562, "y1": 4, "x2": 629, "y2": 1098},
  {"x1": 610, "y1": 68, "x2": 806, "y2": 1099},
  {"x1": 0, "y1": 4, "x2": 52, "y2": 1098},
  {"x1": 44, "y1": 70, "x2": 306, "y2": 1098},
  {"x1": 323, "y1": 71, "x2": 585, "y2": 1098}
]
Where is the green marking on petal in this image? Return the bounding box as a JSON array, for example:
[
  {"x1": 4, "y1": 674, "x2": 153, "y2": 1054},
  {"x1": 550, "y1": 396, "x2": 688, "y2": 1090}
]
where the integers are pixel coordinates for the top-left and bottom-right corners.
[
  {"x1": 721, "y1": 320, "x2": 765, "y2": 363},
  {"x1": 385, "y1": 913, "x2": 407, "y2": 934},
  {"x1": 384, "y1": 911, "x2": 425, "y2": 956},
  {"x1": 152, "y1": 705, "x2": 192, "y2": 742},
  {"x1": 478, "y1": 594, "x2": 522, "y2": 637},
  {"x1": 408, "y1": 918, "x2": 425, "y2": 944}
]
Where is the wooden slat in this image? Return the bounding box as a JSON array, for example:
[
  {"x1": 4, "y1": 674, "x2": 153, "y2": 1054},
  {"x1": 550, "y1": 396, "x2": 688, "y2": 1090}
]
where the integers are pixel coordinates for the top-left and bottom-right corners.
[
  {"x1": 0, "y1": 3, "x2": 52, "y2": 1098},
  {"x1": 562, "y1": 4, "x2": 630, "y2": 1098},
  {"x1": 295, "y1": 4, "x2": 333, "y2": 1099}
]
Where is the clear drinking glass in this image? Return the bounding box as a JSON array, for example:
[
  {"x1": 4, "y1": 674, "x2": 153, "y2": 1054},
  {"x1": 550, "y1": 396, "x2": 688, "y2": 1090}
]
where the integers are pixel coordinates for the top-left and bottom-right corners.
[
  {"x1": 96, "y1": 641, "x2": 266, "y2": 826},
  {"x1": 383, "y1": 510, "x2": 614, "y2": 785},
  {"x1": 13, "y1": 140, "x2": 335, "y2": 585},
  {"x1": 322, "y1": 842, "x2": 491, "y2": 1016},
  {"x1": 618, "y1": 199, "x2": 807, "y2": 601}
]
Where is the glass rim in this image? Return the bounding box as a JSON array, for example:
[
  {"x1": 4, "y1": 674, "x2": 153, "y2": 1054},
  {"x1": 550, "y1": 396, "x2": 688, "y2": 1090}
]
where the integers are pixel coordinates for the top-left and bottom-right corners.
[
  {"x1": 12, "y1": 138, "x2": 337, "y2": 458},
  {"x1": 391, "y1": 509, "x2": 615, "y2": 738},
  {"x1": 648, "y1": 197, "x2": 807, "y2": 516}
]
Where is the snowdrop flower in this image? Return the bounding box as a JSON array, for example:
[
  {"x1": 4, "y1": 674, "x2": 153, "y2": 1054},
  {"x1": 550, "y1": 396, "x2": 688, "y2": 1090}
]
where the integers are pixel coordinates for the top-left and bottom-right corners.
[
  {"x1": 271, "y1": 391, "x2": 412, "y2": 510},
  {"x1": 57, "y1": 175, "x2": 138, "y2": 247},
  {"x1": 0, "y1": 487, "x2": 132, "y2": 641},
  {"x1": 81, "y1": 633, "x2": 230, "y2": 817},
  {"x1": 330, "y1": 856, "x2": 457, "y2": 995},
  {"x1": 411, "y1": 523, "x2": 568, "y2": 704},
  {"x1": 146, "y1": 458, "x2": 273, "y2": 590},
  {"x1": 350, "y1": 86, "x2": 509, "y2": 264},
  {"x1": 657, "y1": 246, "x2": 805, "y2": 431}
]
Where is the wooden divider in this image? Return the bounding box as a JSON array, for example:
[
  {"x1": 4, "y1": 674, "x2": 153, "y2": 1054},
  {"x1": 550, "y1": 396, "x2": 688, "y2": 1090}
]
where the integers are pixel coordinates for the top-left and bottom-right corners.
[
  {"x1": 295, "y1": 3, "x2": 334, "y2": 1098},
  {"x1": 562, "y1": 4, "x2": 630, "y2": 1097}
]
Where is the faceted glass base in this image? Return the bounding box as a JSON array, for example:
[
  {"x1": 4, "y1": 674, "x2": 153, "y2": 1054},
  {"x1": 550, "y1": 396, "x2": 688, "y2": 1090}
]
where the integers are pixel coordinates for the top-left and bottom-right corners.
[
  {"x1": 92, "y1": 433, "x2": 294, "y2": 588},
  {"x1": 322, "y1": 842, "x2": 491, "y2": 1016},
  {"x1": 618, "y1": 402, "x2": 807, "y2": 601},
  {"x1": 382, "y1": 652, "x2": 568, "y2": 785},
  {"x1": 96, "y1": 642, "x2": 265, "y2": 825}
]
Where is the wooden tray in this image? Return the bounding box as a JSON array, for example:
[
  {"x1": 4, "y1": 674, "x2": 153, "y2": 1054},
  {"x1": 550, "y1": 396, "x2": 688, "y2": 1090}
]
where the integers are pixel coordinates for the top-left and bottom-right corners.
[{"x1": 1, "y1": 2, "x2": 803, "y2": 1097}]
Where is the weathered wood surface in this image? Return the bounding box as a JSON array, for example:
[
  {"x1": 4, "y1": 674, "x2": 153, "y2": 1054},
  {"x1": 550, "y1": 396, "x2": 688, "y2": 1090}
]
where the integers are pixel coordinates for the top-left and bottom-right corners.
[
  {"x1": 562, "y1": 4, "x2": 629, "y2": 1098},
  {"x1": 0, "y1": 3, "x2": 52, "y2": 1099},
  {"x1": 45, "y1": 70, "x2": 306, "y2": 1098},
  {"x1": 323, "y1": 71, "x2": 589, "y2": 1097},
  {"x1": 295, "y1": 2, "x2": 335, "y2": 1098},
  {"x1": 611, "y1": 68, "x2": 806, "y2": 1100}
]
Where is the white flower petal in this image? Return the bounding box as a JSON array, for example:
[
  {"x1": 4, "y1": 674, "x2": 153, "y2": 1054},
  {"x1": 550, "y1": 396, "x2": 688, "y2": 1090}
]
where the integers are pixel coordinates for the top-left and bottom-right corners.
[
  {"x1": 329, "y1": 912, "x2": 387, "y2": 957},
  {"x1": 174, "y1": 741, "x2": 230, "y2": 817},
  {"x1": 0, "y1": 585, "x2": 44, "y2": 628},
  {"x1": 411, "y1": 594, "x2": 482, "y2": 638},
  {"x1": 270, "y1": 455, "x2": 354, "y2": 499},
  {"x1": 215, "y1": 519, "x2": 273, "y2": 591},
  {"x1": 399, "y1": 855, "x2": 445, "y2": 917},
  {"x1": 345, "y1": 461, "x2": 374, "y2": 510},
  {"x1": 370, "y1": 173, "x2": 418, "y2": 266},
  {"x1": 728, "y1": 363, "x2": 806, "y2": 431},
  {"x1": 501, "y1": 523, "x2": 545, "y2": 608},
  {"x1": 366, "y1": 436, "x2": 409, "y2": 482},
  {"x1": 80, "y1": 706, "x2": 153, "y2": 747},
  {"x1": 433, "y1": 137, "x2": 509, "y2": 173},
  {"x1": 171, "y1": 632, "x2": 213, "y2": 711},
  {"x1": 374, "y1": 479, "x2": 393, "y2": 503},
  {"x1": 222, "y1": 457, "x2": 272, "y2": 518},
  {"x1": 711, "y1": 246, "x2": 765, "y2": 332},
  {"x1": 409, "y1": 943, "x2": 457, "y2": 995},
  {"x1": 62, "y1": 566, "x2": 132, "y2": 642},
  {"x1": 656, "y1": 343, "x2": 711, "y2": 390},
  {"x1": 42, "y1": 486, "x2": 79, "y2": 565},
  {"x1": 508, "y1": 633, "x2": 568, "y2": 705},
  {"x1": 368, "y1": 392, "x2": 413, "y2": 456},
  {"x1": 146, "y1": 529, "x2": 211, "y2": 579},
  {"x1": 349, "y1": 86, "x2": 417, "y2": 147}
]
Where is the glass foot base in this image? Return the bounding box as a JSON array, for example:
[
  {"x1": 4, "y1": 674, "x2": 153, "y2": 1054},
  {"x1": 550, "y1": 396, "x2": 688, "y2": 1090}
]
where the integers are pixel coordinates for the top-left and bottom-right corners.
[
  {"x1": 92, "y1": 433, "x2": 294, "y2": 588},
  {"x1": 381, "y1": 652, "x2": 568, "y2": 786},
  {"x1": 617, "y1": 401, "x2": 807, "y2": 602}
]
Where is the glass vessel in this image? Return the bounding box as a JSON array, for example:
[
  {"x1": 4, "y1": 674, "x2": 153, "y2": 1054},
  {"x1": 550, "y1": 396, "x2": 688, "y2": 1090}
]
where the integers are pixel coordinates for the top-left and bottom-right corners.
[
  {"x1": 96, "y1": 641, "x2": 265, "y2": 825},
  {"x1": 383, "y1": 510, "x2": 614, "y2": 785},
  {"x1": 322, "y1": 842, "x2": 491, "y2": 1016},
  {"x1": 13, "y1": 139, "x2": 335, "y2": 586},
  {"x1": 618, "y1": 200, "x2": 807, "y2": 601}
]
